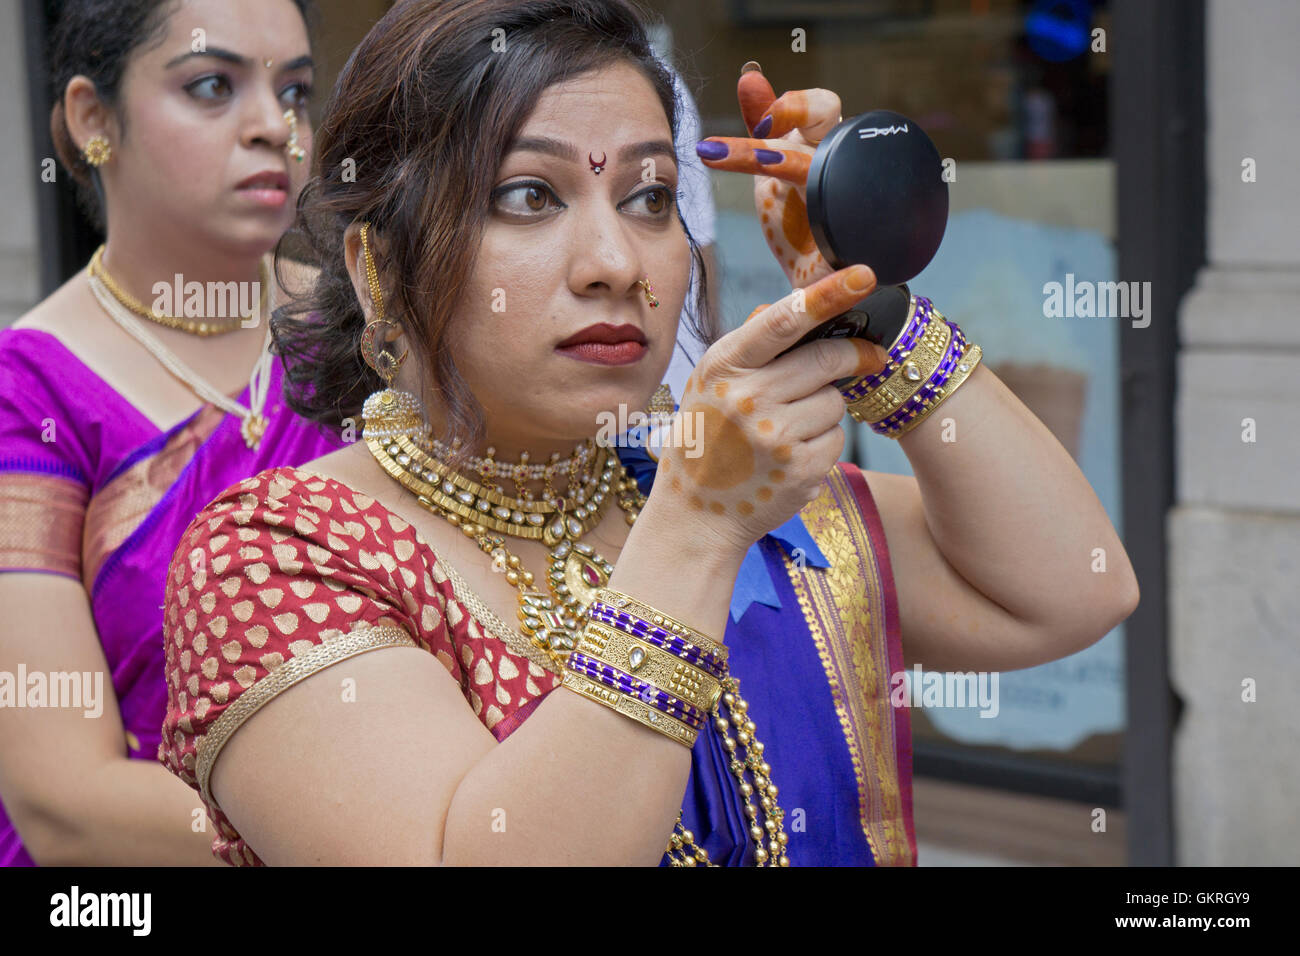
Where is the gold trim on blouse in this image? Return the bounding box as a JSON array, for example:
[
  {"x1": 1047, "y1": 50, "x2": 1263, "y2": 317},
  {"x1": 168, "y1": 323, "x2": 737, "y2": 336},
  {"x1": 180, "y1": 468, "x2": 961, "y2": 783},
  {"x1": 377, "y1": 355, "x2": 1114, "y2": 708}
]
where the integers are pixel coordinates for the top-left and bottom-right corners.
[{"x1": 196, "y1": 623, "x2": 417, "y2": 806}]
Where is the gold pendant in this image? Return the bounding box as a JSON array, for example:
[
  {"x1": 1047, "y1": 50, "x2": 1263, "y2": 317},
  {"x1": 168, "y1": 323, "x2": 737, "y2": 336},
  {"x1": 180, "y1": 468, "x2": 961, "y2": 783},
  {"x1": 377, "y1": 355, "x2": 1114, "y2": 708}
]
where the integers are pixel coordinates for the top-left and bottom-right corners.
[
  {"x1": 550, "y1": 540, "x2": 614, "y2": 610},
  {"x1": 240, "y1": 412, "x2": 267, "y2": 449}
]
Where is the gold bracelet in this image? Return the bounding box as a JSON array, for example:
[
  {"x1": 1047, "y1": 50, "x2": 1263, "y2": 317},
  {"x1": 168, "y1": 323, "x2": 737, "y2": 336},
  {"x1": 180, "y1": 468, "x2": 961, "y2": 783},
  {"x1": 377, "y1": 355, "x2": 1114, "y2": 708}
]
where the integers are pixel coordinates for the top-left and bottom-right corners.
[
  {"x1": 845, "y1": 316, "x2": 954, "y2": 424},
  {"x1": 592, "y1": 587, "x2": 727, "y2": 662},
  {"x1": 892, "y1": 343, "x2": 984, "y2": 438},
  {"x1": 560, "y1": 669, "x2": 700, "y2": 747},
  {"x1": 578, "y1": 620, "x2": 724, "y2": 713}
]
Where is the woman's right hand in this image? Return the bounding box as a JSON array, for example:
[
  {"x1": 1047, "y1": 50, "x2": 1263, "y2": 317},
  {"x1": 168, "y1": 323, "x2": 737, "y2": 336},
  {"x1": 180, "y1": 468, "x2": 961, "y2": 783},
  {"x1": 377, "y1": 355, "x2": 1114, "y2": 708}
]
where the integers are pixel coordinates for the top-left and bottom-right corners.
[{"x1": 650, "y1": 264, "x2": 888, "y2": 553}]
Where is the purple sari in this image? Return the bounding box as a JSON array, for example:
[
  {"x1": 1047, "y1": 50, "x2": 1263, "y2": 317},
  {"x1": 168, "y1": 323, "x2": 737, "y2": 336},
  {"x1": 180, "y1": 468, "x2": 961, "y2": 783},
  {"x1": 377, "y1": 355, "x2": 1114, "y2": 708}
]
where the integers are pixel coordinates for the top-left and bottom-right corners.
[{"x1": 0, "y1": 328, "x2": 345, "y2": 866}]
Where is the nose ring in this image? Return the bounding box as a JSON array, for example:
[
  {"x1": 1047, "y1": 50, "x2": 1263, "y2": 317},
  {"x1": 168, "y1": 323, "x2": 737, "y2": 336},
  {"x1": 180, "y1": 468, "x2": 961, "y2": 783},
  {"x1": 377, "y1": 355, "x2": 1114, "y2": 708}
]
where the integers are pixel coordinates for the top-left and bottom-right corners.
[
  {"x1": 283, "y1": 108, "x2": 306, "y2": 163},
  {"x1": 638, "y1": 276, "x2": 659, "y2": 309}
]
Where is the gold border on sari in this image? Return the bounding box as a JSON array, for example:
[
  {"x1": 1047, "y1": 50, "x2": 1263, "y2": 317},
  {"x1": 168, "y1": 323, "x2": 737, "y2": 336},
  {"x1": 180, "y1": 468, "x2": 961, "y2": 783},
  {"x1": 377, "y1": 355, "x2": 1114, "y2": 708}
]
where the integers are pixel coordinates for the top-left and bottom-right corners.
[
  {"x1": 0, "y1": 472, "x2": 89, "y2": 578},
  {"x1": 81, "y1": 404, "x2": 227, "y2": 592},
  {"x1": 196, "y1": 623, "x2": 417, "y2": 806},
  {"x1": 784, "y1": 465, "x2": 914, "y2": 866}
]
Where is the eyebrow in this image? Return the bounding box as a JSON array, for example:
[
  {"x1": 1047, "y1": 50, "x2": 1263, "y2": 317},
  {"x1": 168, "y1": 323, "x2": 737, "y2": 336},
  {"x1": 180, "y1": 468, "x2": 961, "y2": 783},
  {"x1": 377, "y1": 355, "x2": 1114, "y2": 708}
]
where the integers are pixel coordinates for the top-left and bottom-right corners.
[
  {"x1": 510, "y1": 136, "x2": 678, "y2": 170},
  {"x1": 165, "y1": 47, "x2": 314, "y2": 72}
]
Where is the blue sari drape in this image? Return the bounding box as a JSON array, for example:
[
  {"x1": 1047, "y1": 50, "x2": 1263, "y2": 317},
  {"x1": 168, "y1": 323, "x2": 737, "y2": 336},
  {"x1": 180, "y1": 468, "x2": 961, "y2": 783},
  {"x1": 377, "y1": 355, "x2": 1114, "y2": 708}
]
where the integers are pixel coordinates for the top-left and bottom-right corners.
[{"x1": 615, "y1": 417, "x2": 916, "y2": 867}]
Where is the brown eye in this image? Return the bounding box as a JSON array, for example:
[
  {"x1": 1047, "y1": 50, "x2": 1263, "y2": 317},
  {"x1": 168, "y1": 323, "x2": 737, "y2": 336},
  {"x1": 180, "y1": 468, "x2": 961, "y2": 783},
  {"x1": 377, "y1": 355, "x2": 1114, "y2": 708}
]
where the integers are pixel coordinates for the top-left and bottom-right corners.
[
  {"x1": 492, "y1": 181, "x2": 562, "y2": 217},
  {"x1": 626, "y1": 184, "x2": 675, "y2": 218}
]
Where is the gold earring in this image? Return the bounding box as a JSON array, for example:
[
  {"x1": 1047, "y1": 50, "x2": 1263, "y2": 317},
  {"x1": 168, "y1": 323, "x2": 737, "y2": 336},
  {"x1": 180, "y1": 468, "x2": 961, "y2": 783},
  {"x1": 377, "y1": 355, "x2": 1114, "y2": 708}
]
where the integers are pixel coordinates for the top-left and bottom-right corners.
[
  {"x1": 82, "y1": 135, "x2": 111, "y2": 167},
  {"x1": 283, "y1": 109, "x2": 305, "y2": 163},
  {"x1": 637, "y1": 276, "x2": 659, "y2": 309},
  {"x1": 358, "y1": 222, "x2": 408, "y2": 386},
  {"x1": 358, "y1": 221, "x2": 425, "y2": 441}
]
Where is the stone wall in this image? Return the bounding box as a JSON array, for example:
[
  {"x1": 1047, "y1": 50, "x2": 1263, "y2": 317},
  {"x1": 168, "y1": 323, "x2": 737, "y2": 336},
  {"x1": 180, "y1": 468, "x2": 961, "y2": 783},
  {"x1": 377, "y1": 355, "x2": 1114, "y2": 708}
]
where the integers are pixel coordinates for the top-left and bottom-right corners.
[{"x1": 1171, "y1": 0, "x2": 1300, "y2": 865}]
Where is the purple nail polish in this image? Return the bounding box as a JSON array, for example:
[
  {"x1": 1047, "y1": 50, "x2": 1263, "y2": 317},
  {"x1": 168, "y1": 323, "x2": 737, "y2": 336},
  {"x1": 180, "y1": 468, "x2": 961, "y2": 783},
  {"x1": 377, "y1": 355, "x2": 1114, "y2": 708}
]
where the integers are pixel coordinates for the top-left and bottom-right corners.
[
  {"x1": 755, "y1": 148, "x2": 784, "y2": 165},
  {"x1": 752, "y1": 115, "x2": 772, "y2": 138},
  {"x1": 695, "y1": 140, "x2": 728, "y2": 160}
]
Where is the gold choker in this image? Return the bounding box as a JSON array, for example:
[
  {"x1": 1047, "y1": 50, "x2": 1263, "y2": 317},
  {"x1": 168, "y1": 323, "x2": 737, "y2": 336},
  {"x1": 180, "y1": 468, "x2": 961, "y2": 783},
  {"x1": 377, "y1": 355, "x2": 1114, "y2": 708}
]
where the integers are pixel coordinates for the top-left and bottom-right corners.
[{"x1": 89, "y1": 245, "x2": 267, "y2": 337}]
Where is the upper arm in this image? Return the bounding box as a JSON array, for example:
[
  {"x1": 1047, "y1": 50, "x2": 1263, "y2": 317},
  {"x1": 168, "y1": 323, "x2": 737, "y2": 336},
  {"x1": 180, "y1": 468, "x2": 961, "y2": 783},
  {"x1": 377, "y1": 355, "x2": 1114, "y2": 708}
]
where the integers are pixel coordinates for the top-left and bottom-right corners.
[
  {"x1": 160, "y1": 468, "x2": 500, "y2": 865},
  {"x1": 860, "y1": 469, "x2": 1043, "y2": 672},
  {"x1": 0, "y1": 352, "x2": 121, "y2": 857},
  {"x1": 210, "y1": 642, "x2": 496, "y2": 865},
  {"x1": 0, "y1": 573, "x2": 127, "y2": 859}
]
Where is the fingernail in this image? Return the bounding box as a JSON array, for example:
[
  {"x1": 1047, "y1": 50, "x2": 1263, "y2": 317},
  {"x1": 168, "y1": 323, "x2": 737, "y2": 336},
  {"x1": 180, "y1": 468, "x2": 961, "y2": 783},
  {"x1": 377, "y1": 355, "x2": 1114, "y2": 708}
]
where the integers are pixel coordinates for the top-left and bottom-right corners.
[
  {"x1": 695, "y1": 140, "x2": 729, "y2": 160},
  {"x1": 852, "y1": 338, "x2": 888, "y2": 376},
  {"x1": 846, "y1": 265, "x2": 875, "y2": 293},
  {"x1": 741, "y1": 60, "x2": 763, "y2": 74},
  {"x1": 752, "y1": 114, "x2": 773, "y2": 138},
  {"x1": 754, "y1": 148, "x2": 784, "y2": 165}
]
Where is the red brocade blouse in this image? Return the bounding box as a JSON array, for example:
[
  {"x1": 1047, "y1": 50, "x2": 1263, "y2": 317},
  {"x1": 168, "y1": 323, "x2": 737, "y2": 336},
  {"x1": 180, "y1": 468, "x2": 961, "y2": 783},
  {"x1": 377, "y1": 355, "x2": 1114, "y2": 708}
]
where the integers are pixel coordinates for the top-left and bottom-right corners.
[{"x1": 158, "y1": 466, "x2": 567, "y2": 866}]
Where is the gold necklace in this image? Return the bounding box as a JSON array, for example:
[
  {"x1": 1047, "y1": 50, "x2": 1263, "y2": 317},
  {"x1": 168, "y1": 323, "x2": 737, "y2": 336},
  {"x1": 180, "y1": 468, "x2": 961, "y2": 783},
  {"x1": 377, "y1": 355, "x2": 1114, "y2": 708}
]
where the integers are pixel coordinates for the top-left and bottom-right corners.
[
  {"x1": 89, "y1": 245, "x2": 267, "y2": 337},
  {"x1": 364, "y1": 429, "x2": 790, "y2": 866},
  {"x1": 86, "y1": 270, "x2": 274, "y2": 449},
  {"x1": 367, "y1": 434, "x2": 641, "y2": 669}
]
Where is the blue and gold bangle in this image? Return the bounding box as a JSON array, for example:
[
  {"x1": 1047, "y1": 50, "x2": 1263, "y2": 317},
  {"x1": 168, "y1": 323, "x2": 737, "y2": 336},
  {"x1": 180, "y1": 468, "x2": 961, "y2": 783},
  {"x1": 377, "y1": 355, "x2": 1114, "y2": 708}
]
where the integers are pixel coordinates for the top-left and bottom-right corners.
[{"x1": 840, "y1": 297, "x2": 983, "y2": 439}]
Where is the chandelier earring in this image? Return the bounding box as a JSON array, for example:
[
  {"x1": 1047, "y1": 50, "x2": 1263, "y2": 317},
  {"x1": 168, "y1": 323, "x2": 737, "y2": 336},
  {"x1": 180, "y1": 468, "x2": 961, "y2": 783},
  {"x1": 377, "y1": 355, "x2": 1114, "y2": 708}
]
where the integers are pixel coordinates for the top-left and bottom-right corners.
[{"x1": 358, "y1": 222, "x2": 425, "y2": 441}]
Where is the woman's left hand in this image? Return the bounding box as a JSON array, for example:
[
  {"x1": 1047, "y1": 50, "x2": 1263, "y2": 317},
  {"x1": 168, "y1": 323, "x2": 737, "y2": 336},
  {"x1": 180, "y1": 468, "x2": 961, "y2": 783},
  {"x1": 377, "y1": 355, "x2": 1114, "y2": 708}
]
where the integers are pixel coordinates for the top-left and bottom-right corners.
[{"x1": 694, "y1": 65, "x2": 844, "y2": 289}]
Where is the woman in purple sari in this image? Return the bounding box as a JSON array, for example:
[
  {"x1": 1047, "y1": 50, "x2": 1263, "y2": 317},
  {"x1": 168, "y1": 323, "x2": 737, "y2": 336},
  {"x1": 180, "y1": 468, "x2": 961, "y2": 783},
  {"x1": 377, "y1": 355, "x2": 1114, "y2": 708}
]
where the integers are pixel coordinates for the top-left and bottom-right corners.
[
  {"x1": 157, "y1": 0, "x2": 1139, "y2": 866},
  {"x1": 0, "y1": 0, "x2": 342, "y2": 865}
]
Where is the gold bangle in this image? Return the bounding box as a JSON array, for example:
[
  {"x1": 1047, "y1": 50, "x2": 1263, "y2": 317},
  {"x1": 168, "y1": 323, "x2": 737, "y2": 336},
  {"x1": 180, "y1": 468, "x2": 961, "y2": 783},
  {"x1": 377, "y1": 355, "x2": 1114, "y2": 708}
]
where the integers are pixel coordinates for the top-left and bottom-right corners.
[
  {"x1": 891, "y1": 343, "x2": 983, "y2": 438},
  {"x1": 560, "y1": 669, "x2": 700, "y2": 747},
  {"x1": 578, "y1": 620, "x2": 724, "y2": 713},
  {"x1": 845, "y1": 316, "x2": 953, "y2": 424},
  {"x1": 593, "y1": 587, "x2": 727, "y2": 662}
]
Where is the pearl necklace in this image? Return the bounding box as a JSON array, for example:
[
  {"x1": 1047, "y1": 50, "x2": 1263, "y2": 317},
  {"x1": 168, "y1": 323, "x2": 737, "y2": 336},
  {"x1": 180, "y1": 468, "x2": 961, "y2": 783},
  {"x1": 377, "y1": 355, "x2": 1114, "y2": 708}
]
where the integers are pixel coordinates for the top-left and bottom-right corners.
[{"x1": 86, "y1": 269, "x2": 274, "y2": 449}]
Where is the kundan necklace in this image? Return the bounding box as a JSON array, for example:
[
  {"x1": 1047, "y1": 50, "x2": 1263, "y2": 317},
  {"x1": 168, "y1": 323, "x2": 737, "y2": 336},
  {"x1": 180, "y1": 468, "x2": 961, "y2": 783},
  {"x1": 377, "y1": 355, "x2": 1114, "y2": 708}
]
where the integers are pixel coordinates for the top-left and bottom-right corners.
[
  {"x1": 364, "y1": 389, "x2": 642, "y2": 671},
  {"x1": 362, "y1": 388, "x2": 790, "y2": 865}
]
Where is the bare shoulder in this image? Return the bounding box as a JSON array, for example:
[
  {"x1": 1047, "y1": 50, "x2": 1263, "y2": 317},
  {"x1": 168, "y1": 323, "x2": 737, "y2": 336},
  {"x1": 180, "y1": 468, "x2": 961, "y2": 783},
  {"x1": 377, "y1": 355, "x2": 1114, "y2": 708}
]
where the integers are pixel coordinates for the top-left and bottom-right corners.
[
  {"x1": 9, "y1": 270, "x2": 91, "y2": 339},
  {"x1": 294, "y1": 440, "x2": 375, "y2": 492}
]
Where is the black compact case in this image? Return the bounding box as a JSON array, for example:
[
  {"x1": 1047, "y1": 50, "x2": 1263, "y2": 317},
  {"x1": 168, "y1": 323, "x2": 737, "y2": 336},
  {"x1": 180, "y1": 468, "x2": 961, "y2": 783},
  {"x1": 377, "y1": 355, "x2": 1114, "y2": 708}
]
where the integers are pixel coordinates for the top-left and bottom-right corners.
[{"x1": 777, "y1": 109, "x2": 948, "y2": 383}]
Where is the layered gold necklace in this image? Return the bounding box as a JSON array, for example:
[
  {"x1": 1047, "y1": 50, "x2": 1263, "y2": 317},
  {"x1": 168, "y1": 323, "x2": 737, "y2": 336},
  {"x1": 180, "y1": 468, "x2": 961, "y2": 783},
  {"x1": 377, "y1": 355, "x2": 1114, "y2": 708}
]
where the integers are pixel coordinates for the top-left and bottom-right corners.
[
  {"x1": 364, "y1": 394, "x2": 643, "y2": 673},
  {"x1": 363, "y1": 389, "x2": 789, "y2": 865},
  {"x1": 86, "y1": 248, "x2": 275, "y2": 448}
]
